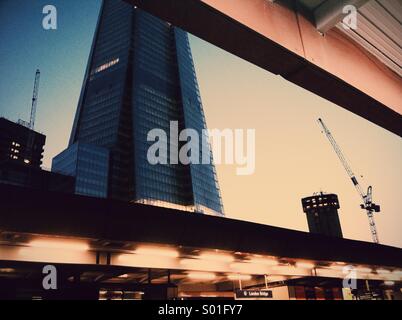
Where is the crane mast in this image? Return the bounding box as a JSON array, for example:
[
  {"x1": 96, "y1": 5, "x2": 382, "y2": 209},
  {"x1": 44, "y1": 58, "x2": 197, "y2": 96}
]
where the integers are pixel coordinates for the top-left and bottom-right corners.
[
  {"x1": 317, "y1": 118, "x2": 380, "y2": 244},
  {"x1": 29, "y1": 69, "x2": 40, "y2": 130}
]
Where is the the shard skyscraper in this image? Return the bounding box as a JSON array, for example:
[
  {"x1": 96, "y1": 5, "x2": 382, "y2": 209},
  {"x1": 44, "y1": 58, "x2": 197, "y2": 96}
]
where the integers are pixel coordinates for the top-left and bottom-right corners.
[{"x1": 52, "y1": 0, "x2": 224, "y2": 216}]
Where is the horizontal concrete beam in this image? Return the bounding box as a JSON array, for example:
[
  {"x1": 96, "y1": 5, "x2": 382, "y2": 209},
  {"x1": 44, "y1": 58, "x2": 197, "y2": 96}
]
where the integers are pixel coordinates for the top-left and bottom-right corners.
[
  {"x1": 124, "y1": 0, "x2": 402, "y2": 136},
  {"x1": 1, "y1": 184, "x2": 402, "y2": 268}
]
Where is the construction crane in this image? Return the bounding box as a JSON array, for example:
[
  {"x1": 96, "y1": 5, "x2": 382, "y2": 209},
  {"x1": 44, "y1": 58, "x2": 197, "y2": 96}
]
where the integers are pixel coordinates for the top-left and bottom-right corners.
[
  {"x1": 17, "y1": 69, "x2": 41, "y2": 130},
  {"x1": 317, "y1": 118, "x2": 381, "y2": 244},
  {"x1": 29, "y1": 69, "x2": 41, "y2": 130}
]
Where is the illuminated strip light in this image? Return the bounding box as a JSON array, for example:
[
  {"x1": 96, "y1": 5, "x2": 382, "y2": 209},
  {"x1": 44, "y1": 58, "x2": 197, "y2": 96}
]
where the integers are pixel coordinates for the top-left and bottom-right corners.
[
  {"x1": 116, "y1": 246, "x2": 179, "y2": 269},
  {"x1": 356, "y1": 267, "x2": 372, "y2": 274},
  {"x1": 117, "y1": 253, "x2": 178, "y2": 269},
  {"x1": 199, "y1": 252, "x2": 234, "y2": 263},
  {"x1": 230, "y1": 262, "x2": 268, "y2": 275},
  {"x1": 227, "y1": 274, "x2": 252, "y2": 281},
  {"x1": 180, "y1": 258, "x2": 228, "y2": 272},
  {"x1": 92, "y1": 58, "x2": 120, "y2": 75},
  {"x1": 376, "y1": 269, "x2": 391, "y2": 274},
  {"x1": 28, "y1": 239, "x2": 89, "y2": 251},
  {"x1": 316, "y1": 267, "x2": 397, "y2": 281},
  {"x1": 187, "y1": 272, "x2": 216, "y2": 280},
  {"x1": 134, "y1": 246, "x2": 179, "y2": 258},
  {"x1": 248, "y1": 257, "x2": 278, "y2": 266},
  {"x1": 14, "y1": 239, "x2": 92, "y2": 264},
  {"x1": 18, "y1": 247, "x2": 94, "y2": 264},
  {"x1": 271, "y1": 265, "x2": 310, "y2": 276},
  {"x1": 295, "y1": 262, "x2": 315, "y2": 269},
  {"x1": 315, "y1": 267, "x2": 346, "y2": 279}
]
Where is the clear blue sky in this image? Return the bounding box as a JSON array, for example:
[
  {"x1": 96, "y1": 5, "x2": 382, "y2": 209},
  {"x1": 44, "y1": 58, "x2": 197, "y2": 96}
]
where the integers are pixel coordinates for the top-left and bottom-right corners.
[
  {"x1": 0, "y1": 0, "x2": 101, "y2": 163},
  {"x1": 1, "y1": 0, "x2": 401, "y2": 248}
]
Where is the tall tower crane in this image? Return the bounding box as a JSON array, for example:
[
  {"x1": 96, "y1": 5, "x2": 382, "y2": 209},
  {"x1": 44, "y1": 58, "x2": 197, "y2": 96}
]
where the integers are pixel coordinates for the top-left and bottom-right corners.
[
  {"x1": 317, "y1": 118, "x2": 381, "y2": 244},
  {"x1": 29, "y1": 69, "x2": 41, "y2": 130},
  {"x1": 17, "y1": 69, "x2": 41, "y2": 130}
]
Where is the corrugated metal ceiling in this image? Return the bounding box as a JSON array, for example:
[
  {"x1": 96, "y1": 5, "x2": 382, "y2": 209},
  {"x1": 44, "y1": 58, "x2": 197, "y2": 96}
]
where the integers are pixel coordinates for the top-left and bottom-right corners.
[
  {"x1": 293, "y1": 0, "x2": 401, "y2": 76},
  {"x1": 336, "y1": 0, "x2": 401, "y2": 76}
]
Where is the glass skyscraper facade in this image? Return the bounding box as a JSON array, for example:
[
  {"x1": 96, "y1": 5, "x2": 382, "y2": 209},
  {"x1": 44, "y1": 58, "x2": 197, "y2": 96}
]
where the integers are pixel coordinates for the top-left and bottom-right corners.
[
  {"x1": 52, "y1": 143, "x2": 109, "y2": 198},
  {"x1": 52, "y1": 0, "x2": 224, "y2": 216}
]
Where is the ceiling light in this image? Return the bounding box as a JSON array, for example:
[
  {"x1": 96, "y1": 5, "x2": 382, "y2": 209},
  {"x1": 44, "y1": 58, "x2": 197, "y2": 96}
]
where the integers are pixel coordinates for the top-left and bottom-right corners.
[
  {"x1": 248, "y1": 257, "x2": 278, "y2": 266},
  {"x1": 28, "y1": 239, "x2": 89, "y2": 251},
  {"x1": 377, "y1": 269, "x2": 390, "y2": 274},
  {"x1": 295, "y1": 262, "x2": 315, "y2": 269},
  {"x1": 180, "y1": 258, "x2": 225, "y2": 272},
  {"x1": 227, "y1": 274, "x2": 252, "y2": 281},
  {"x1": 356, "y1": 267, "x2": 372, "y2": 273},
  {"x1": 187, "y1": 272, "x2": 216, "y2": 280},
  {"x1": 134, "y1": 246, "x2": 179, "y2": 258},
  {"x1": 199, "y1": 252, "x2": 234, "y2": 263}
]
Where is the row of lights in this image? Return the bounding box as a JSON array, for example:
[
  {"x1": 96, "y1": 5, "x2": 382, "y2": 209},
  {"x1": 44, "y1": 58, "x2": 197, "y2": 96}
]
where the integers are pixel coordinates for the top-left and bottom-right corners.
[
  {"x1": 9, "y1": 142, "x2": 22, "y2": 161},
  {"x1": 186, "y1": 272, "x2": 251, "y2": 281},
  {"x1": 15, "y1": 239, "x2": 402, "y2": 280},
  {"x1": 116, "y1": 246, "x2": 402, "y2": 280},
  {"x1": 8, "y1": 153, "x2": 31, "y2": 164}
]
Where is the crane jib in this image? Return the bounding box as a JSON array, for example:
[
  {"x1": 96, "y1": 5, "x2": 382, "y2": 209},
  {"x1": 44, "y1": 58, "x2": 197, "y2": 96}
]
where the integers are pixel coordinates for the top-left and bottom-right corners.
[{"x1": 317, "y1": 118, "x2": 380, "y2": 243}]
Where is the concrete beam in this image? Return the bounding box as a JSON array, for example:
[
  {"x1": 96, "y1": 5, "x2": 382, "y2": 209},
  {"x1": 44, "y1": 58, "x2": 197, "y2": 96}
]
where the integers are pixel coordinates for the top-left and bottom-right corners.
[
  {"x1": 123, "y1": 0, "x2": 402, "y2": 136},
  {"x1": 1, "y1": 184, "x2": 402, "y2": 268}
]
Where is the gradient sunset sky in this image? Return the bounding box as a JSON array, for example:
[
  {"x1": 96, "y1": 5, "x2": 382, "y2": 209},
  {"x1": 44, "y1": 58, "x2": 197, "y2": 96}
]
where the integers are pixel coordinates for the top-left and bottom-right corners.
[{"x1": 1, "y1": 0, "x2": 401, "y2": 248}]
